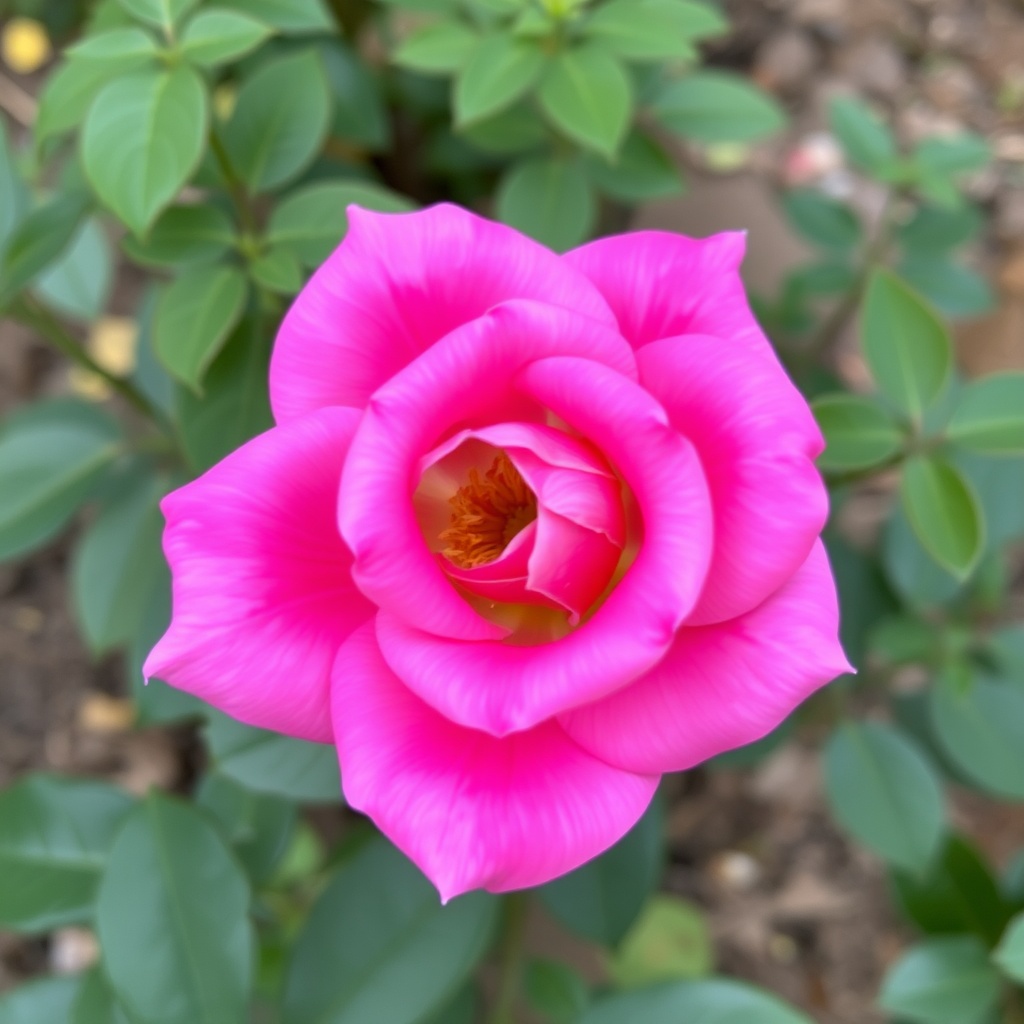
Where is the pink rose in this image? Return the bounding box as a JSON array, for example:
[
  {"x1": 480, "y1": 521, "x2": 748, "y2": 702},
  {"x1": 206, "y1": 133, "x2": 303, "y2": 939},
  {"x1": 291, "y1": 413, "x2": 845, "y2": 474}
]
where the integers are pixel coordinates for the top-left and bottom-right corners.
[{"x1": 146, "y1": 204, "x2": 849, "y2": 900}]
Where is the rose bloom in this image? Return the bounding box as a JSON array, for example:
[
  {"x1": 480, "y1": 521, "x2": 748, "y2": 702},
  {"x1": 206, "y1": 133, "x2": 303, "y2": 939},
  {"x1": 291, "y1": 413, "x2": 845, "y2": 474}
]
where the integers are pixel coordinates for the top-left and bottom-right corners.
[{"x1": 146, "y1": 204, "x2": 850, "y2": 901}]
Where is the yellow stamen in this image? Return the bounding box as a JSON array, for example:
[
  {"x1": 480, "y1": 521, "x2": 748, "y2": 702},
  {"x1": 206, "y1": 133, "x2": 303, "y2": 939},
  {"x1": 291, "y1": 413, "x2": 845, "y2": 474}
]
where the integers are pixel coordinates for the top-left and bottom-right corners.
[{"x1": 440, "y1": 452, "x2": 538, "y2": 568}]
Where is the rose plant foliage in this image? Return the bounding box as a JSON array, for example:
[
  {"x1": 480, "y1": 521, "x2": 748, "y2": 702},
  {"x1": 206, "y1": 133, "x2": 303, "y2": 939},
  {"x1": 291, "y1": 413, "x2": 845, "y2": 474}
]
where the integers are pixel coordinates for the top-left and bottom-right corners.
[
  {"x1": 145, "y1": 203, "x2": 849, "y2": 898},
  {"x1": 3, "y1": 0, "x2": 1024, "y2": 1021}
]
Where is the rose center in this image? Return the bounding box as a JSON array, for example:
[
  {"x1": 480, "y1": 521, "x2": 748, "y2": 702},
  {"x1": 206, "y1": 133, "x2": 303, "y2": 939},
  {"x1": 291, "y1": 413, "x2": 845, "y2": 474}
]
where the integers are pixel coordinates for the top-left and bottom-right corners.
[{"x1": 440, "y1": 451, "x2": 538, "y2": 568}]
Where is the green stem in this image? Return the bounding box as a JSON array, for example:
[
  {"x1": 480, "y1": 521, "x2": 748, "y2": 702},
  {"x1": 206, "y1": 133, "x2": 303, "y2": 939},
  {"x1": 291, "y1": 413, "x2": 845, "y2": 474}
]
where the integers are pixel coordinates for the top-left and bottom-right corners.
[
  {"x1": 12, "y1": 296, "x2": 169, "y2": 428},
  {"x1": 210, "y1": 131, "x2": 258, "y2": 235},
  {"x1": 488, "y1": 892, "x2": 530, "y2": 1024}
]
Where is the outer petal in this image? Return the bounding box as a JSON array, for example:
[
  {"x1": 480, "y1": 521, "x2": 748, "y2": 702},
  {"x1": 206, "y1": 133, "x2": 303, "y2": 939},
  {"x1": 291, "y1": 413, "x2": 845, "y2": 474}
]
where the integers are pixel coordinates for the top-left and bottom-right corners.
[
  {"x1": 332, "y1": 622, "x2": 659, "y2": 901},
  {"x1": 145, "y1": 408, "x2": 374, "y2": 742},
  {"x1": 270, "y1": 203, "x2": 616, "y2": 423},
  {"x1": 559, "y1": 541, "x2": 852, "y2": 775},
  {"x1": 339, "y1": 300, "x2": 636, "y2": 642},
  {"x1": 639, "y1": 336, "x2": 828, "y2": 624},
  {"x1": 375, "y1": 356, "x2": 713, "y2": 736},
  {"x1": 563, "y1": 230, "x2": 769, "y2": 354}
]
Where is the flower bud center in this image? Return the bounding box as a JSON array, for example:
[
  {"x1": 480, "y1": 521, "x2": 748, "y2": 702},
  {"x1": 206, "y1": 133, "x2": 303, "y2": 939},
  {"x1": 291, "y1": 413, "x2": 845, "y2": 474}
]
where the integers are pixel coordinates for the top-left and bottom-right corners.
[{"x1": 440, "y1": 451, "x2": 537, "y2": 568}]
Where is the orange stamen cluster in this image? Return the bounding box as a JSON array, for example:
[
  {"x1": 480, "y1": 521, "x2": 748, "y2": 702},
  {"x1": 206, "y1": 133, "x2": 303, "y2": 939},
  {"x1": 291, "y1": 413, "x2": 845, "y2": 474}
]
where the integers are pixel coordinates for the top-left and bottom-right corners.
[{"x1": 440, "y1": 452, "x2": 538, "y2": 568}]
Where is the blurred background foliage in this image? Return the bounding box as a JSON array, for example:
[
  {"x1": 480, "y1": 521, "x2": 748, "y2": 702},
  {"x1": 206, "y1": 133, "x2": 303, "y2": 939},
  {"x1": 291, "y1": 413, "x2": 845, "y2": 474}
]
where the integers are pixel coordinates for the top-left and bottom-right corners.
[{"x1": 0, "y1": 0, "x2": 1023, "y2": 1021}]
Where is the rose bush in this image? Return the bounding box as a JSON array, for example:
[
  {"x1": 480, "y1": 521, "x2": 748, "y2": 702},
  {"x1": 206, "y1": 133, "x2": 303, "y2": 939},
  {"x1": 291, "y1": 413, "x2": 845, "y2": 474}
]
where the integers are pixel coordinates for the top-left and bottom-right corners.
[{"x1": 145, "y1": 203, "x2": 849, "y2": 901}]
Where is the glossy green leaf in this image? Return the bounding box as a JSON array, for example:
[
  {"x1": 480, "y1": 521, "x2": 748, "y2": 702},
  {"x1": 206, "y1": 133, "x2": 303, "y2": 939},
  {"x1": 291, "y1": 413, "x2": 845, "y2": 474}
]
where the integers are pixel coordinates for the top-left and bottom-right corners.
[
  {"x1": 395, "y1": 21, "x2": 478, "y2": 73},
  {"x1": 812, "y1": 393, "x2": 904, "y2": 471},
  {"x1": 525, "y1": 961, "x2": 589, "y2": 1023},
  {"x1": 454, "y1": 34, "x2": 545, "y2": 126},
  {"x1": 249, "y1": 246, "x2": 304, "y2": 294},
  {"x1": 72, "y1": 969, "x2": 133, "y2": 1024},
  {"x1": 117, "y1": 0, "x2": 198, "y2": 30},
  {"x1": 0, "y1": 977, "x2": 83, "y2": 1024},
  {"x1": 652, "y1": 71, "x2": 785, "y2": 142},
  {"x1": 901, "y1": 456, "x2": 983, "y2": 578},
  {"x1": 879, "y1": 936, "x2": 1000, "y2": 1024},
  {"x1": 783, "y1": 189, "x2": 862, "y2": 250},
  {"x1": 585, "y1": 0, "x2": 709, "y2": 62},
  {"x1": 541, "y1": 796, "x2": 663, "y2": 946},
  {"x1": 216, "y1": 0, "x2": 332, "y2": 32},
  {"x1": 914, "y1": 134, "x2": 990, "y2": 177},
  {"x1": 898, "y1": 204, "x2": 983, "y2": 253},
  {"x1": 824, "y1": 721, "x2": 945, "y2": 875},
  {"x1": 67, "y1": 26, "x2": 159, "y2": 71},
  {"x1": 179, "y1": 8, "x2": 274, "y2": 66},
  {"x1": 83, "y1": 65, "x2": 208, "y2": 236},
  {"x1": 948, "y1": 373, "x2": 1024, "y2": 456},
  {"x1": 71, "y1": 468, "x2": 166, "y2": 654},
  {"x1": 175, "y1": 313, "x2": 273, "y2": 472},
  {"x1": 538, "y1": 46, "x2": 631, "y2": 157},
  {"x1": 861, "y1": 269, "x2": 952, "y2": 419},
  {"x1": 320, "y1": 40, "x2": 388, "y2": 149},
  {"x1": 584, "y1": 130, "x2": 682, "y2": 201},
  {"x1": 497, "y1": 157, "x2": 595, "y2": 251},
  {"x1": 223, "y1": 49, "x2": 331, "y2": 194},
  {"x1": 0, "y1": 775, "x2": 132, "y2": 933},
  {"x1": 122, "y1": 202, "x2": 235, "y2": 267},
  {"x1": 829, "y1": 96, "x2": 897, "y2": 174},
  {"x1": 196, "y1": 773, "x2": 296, "y2": 885},
  {"x1": 154, "y1": 265, "x2": 248, "y2": 390},
  {"x1": 582, "y1": 978, "x2": 813, "y2": 1024},
  {"x1": 0, "y1": 400, "x2": 121, "y2": 561},
  {"x1": 994, "y1": 913, "x2": 1024, "y2": 983},
  {"x1": 461, "y1": 104, "x2": 546, "y2": 154},
  {"x1": 0, "y1": 191, "x2": 91, "y2": 306},
  {"x1": 267, "y1": 179, "x2": 413, "y2": 266},
  {"x1": 97, "y1": 793, "x2": 254, "y2": 1024},
  {"x1": 283, "y1": 837, "x2": 498, "y2": 1024},
  {"x1": 930, "y1": 675, "x2": 1024, "y2": 800},
  {"x1": 898, "y1": 256, "x2": 994, "y2": 319},
  {"x1": 610, "y1": 895, "x2": 712, "y2": 987},
  {"x1": 204, "y1": 712, "x2": 341, "y2": 803},
  {"x1": 35, "y1": 60, "x2": 120, "y2": 144},
  {"x1": 34, "y1": 218, "x2": 112, "y2": 322}
]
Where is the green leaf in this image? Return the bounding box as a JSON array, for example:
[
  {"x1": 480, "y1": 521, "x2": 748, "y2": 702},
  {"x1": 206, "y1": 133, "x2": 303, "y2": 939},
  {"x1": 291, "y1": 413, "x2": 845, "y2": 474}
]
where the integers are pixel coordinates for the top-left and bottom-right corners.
[
  {"x1": 789, "y1": 259, "x2": 857, "y2": 296},
  {"x1": 914, "y1": 134, "x2": 990, "y2": 177},
  {"x1": 320, "y1": 40, "x2": 388, "y2": 149},
  {"x1": 196, "y1": 773, "x2": 297, "y2": 885},
  {"x1": 216, "y1": 0, "x2": 332, "y2": 32},
  {"x1": 223, "y1": 49, "x2": 331, "y2": 194},
  {"x1": 581, "y1": 978, "x2": 813, "y2": 1024},
  {"x1": 34, "y1": 60, "x2": 119, "y2": 145},
  {"x1": 783, "y1": 189, "x2": 862, "y2": 250},
  {"x1": 283, "y1": 837, "x2": 498, "y2": 1024},
  {"x1": 204, "y1": 712, "x2": 341, "y2": 803},
  {"x1": 395, "y1": 21, "x2": 479, "y2": 73},
  {"x1": 541, "y1": 796, "x2": 663, "y2": 946},
  {"x1": 179, "y1": 8, "x2": 274, "y2": 66},
  {"x1": 882, "y1": 502, "x2": 964, "y2": 606},
  {"x1": 96, "y1": 793, "x2": 254, "y2": 1024},
  {"x1": 72, "y1": 969, "x2": 134, "y2": 1024},
  {"x1": 892, "y1": 835, "x2": 1013, "y2": 947},
  {"x1": 66, "y1": 27, "x2": 159, "y2": 74},
  {"x1": 829, "y1": 96, "x2": 898, "y2": 174},
  {"x1": 117, "y1": 0, "x2": 197, "y2": 30},
  {"x1": 538, "y1": 46, "x2": 631, "y2": 157},
  {"x1": 267, "y1": 179, "x2": 414, "y2": 266},
  {"x1": 122, "y1": 202, "x2": 235, "y2": 267},
  {"x1": 83, "y1": 65, "x2": 208, "y2": 236},
  {"x1": 0, "y1": 775, "x2": 133, "y2": 933},
  {"x1": 879, "y1": 936, "x2": 1001, "y2": 1024},
  {"x1": 812, "y1": 393, "x2": 904, "y2": 471},
  {"x1": 898, "y1": 204, "x2": 983, "y2": 253},
  {"x1": 71, "y1": 468, "x2": 166, "y2": 654},
  {"x1": 525, "y1": 961, "x2": 589, "y2": 1023},
  {"x1": 0, "y1": 400, "x2": 121, "y2": 561},
  {"x1": 454, "y1": 34, "x2": 545, "y2": 126},
  {"x1": 154, "y1": 265, "x2": 248, "y2": 390},
  {"x1": 610, "y1": 895, "x2": 712, "y2": 987},
  {"x1": 954, "y1": 449, "x2": 1024, "y2": 548},
  {"x1": 898, "y1": 256, "x2": 994, "y2": 319},
  {"x1": 930, "y1": 674, "x2": 1024, "y2": 800},
  {"x1": 175, "y1": 313, "x2": 273, "y2": 473},
  {"x1": 823, "y1": 721, "x2": 945, "y2": 875},
  {"x1": 0, "y1": 192, "x2": 91, "y2": 306},
  {"x1": 0, "y1": 120, "x2": 28, "y2": 256},
  {"x1": 948, "y1": 373, "x2": 1024, "y2": 456},
  {"x1": 0, "y1": 977, "x2": 83, "y2": 1024},
  {"x1": 585, "y1": 0, "x2": 701, "y2": 62},
  {"x1": 496, "y1": 157, "x2": 595, "y2": 252},
  {"x1": 424, "y1": 987, "x2": 477, "y2": 1024},
  {"x1": 583, "y1": 130, "x2": 682, "y2": 201},
  {"x1": 249, "y1": 246, "x2": 304, "y2": 294},
  {"x1": 901, "y1": 455, "x2": 983, "y2": 578},
  {"x1": 652, "y1": 70, "x2": 785, "y2": 142},
  {"x1": 994, "y1": 912, "x2": 1024, "y2": 983},
  {"x1": 33, "y1": 218, "x2": 112, "y2": 322},
  {"x1": 861, "y1": 268, "x2": 952, "y2": 419},
  {"x1": 460, "y1": 104, "x2": 546, "y2": 154}
]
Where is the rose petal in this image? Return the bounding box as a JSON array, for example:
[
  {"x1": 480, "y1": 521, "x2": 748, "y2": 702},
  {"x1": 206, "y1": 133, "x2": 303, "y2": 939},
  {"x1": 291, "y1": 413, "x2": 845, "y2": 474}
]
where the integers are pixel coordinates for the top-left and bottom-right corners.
[
  {"x1": 333, "y1": 622, "x2": 659, "y2": 901},
  {"x1": 145, "y1": 408, "x2": 374, "y2": 742}
]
